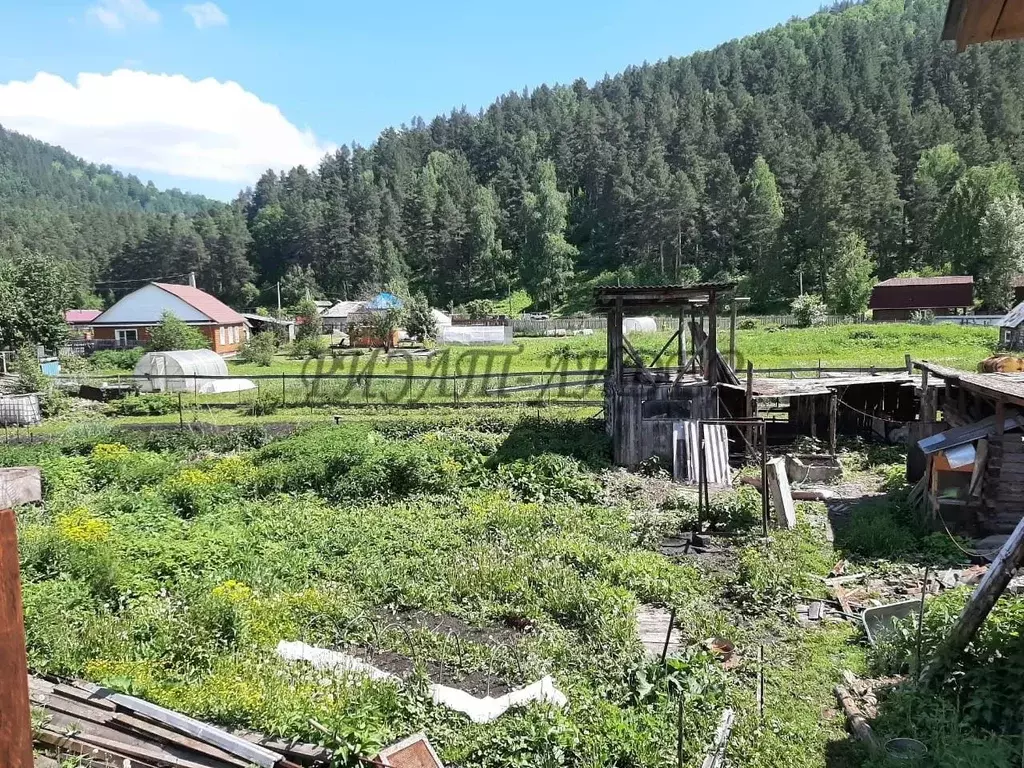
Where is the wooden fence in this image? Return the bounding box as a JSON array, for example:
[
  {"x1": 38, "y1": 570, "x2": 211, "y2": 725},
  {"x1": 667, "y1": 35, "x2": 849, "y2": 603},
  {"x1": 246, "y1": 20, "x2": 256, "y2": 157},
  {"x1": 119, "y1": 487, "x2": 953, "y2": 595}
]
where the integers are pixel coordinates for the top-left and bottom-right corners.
[{"x1": 512, "y1": 314, "x2": 865, "y2": 335}]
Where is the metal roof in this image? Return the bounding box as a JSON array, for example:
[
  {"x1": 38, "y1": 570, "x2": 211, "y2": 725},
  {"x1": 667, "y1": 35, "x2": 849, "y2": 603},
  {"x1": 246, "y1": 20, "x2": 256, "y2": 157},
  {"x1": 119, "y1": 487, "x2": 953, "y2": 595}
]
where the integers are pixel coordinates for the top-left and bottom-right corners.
[
  {"x1": 594, "y1": 282, "x2": 736, "y2": 310},
  {"x1": 152, "y1": 283, "x2": 246, "y2": 325},
  {"x1": 874, "y1": 276, "x2": 973, "y2": 287},
  {"x1": 997, "y1": 301, "x2": 1024, "y2": 328}
]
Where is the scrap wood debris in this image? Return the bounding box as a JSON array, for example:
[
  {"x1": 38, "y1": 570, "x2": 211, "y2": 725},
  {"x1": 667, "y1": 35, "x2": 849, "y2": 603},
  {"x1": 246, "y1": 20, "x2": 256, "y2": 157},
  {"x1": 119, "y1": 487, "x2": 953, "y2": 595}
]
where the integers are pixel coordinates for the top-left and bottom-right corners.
[
  {"x1": 29, "y1": 675, "x2": 331, "y2": 767},
  {"x1": 276, "y1": 640, "x2": 568, "y2": 724}
]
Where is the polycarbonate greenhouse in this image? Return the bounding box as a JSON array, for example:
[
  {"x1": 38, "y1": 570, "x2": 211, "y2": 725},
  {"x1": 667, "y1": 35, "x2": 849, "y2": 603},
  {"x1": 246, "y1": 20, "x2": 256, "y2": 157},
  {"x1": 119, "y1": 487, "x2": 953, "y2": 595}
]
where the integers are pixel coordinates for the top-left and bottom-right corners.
[{"x1": 133, "y1": 350, "x2": 255, "y2": 394}]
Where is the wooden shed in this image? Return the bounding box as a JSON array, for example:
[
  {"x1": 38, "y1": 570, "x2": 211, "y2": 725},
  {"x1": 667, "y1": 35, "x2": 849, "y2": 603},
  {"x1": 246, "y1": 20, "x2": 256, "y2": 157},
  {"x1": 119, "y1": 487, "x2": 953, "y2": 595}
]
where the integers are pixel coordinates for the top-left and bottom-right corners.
[
  {"x1": 997, "y1": 300, "x2": 1024, "y2": 350},
  {"x1": 595, "y1": 282, "x2": 737, "y2": 470},
  {"x1": 868, "y1": 276, "x2": 974, "y2": 322},
  {"x1": 915, "y1": 362, "x2": 1024, "y2": 535}
]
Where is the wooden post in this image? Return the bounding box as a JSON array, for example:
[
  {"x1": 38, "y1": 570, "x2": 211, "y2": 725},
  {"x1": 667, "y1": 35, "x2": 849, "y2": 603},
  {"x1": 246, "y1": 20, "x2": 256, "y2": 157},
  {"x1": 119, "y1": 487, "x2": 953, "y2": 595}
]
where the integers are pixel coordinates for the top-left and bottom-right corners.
[
  {"x1": 678, "y1": 307, "x2": 687, "y2": 370},
  {"x1": 828, "y1": 391, "x2": 838, "y2": 456},
  {"x1": 729, "y1": 300, "x2": 737, "y2": 372},
  {"x1": 745, "y1": 361, "x2": 755, "y2": 460},
  {"x1": 0, "y1": 509, "x2": 34, "y2": 768},
  {"x1": 920, "y1": 510, "x2": 1024, "y2": 686},
  {"x1": 611, "y1": 298, "x2": 624, "y2": 388},
  {"x1": 705, "y1": 293, "x2": 718, "y2": 383}
]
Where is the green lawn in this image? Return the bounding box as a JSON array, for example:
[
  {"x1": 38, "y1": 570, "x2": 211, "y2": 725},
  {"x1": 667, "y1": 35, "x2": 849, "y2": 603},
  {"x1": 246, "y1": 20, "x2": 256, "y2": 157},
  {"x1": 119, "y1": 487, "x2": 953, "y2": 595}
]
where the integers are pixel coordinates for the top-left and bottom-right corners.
[{"x1": 80, "y1": 324, "x2": 997, "y2": 398}]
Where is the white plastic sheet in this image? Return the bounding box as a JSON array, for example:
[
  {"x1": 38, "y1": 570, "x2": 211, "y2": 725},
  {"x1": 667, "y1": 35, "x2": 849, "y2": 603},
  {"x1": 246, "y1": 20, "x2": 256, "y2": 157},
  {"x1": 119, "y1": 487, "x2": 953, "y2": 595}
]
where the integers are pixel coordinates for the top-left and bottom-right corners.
[{"x1": 276, "y1": 640, "x2": 568, "y2": 723}]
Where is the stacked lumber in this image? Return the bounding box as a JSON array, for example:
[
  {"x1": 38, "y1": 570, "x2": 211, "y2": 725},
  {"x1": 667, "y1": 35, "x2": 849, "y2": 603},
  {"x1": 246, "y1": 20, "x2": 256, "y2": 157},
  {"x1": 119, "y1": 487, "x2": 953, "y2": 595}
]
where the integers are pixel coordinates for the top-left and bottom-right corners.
[{"x1": 29, "y1": 676, "x2": 331, "y2": 768}]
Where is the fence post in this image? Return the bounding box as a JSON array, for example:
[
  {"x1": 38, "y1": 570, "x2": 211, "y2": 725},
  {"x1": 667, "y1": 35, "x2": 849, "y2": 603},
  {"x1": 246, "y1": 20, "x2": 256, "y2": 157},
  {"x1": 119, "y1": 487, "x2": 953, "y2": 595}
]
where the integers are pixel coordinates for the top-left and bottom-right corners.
[{"x1": 0, "y1": 509, "x2": 34, "y2": 768}]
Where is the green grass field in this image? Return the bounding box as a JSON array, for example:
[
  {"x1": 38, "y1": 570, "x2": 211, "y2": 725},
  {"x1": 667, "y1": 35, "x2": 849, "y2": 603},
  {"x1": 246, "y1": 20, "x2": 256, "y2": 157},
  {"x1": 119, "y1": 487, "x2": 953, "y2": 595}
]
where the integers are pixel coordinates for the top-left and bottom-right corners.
[{"x1": 224, "y1": 323, "x2": 997, "y2": 376}]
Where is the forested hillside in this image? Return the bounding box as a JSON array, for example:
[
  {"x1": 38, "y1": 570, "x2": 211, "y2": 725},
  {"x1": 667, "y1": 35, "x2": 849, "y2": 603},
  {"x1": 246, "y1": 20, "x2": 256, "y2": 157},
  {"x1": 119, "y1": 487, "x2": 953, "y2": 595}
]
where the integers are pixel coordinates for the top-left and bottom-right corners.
[
  {"x1": 6, "y1": 0, "x2": 1024, "y2": 312},
  {"x1": 0, "y1": 126, "x2": 254, "y2": 305}
]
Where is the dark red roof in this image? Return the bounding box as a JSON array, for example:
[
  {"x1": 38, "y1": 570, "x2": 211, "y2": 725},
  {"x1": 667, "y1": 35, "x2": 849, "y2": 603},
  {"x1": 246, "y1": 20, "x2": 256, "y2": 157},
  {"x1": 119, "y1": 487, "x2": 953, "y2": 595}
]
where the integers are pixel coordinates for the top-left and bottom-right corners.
[
  {"x1": 869, "y1": 276, "x2": 974, "y2": 310},
  {"x1": 65, "y1": 309, "x2": 102, "y2": 325},
  {"x1": 153, "y1": 283, "x2": 246, "y2": 324}
]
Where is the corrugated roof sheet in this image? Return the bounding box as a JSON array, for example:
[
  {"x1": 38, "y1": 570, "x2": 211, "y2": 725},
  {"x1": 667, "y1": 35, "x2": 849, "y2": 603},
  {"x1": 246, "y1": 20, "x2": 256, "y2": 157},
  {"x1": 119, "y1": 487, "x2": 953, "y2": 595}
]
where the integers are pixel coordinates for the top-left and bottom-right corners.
[
  {"x1": 153, "y1": 283, "x2": 246, "y2": 325},
  {"x1": 998, "y1": 301, "x2": 1024, "y2": 328},
  {"x1": 65, "y1": 309, "x2": 102, "y2": 324},
  {"x1": 874, "y1": 276, "x2": 973, "y2": 287}
]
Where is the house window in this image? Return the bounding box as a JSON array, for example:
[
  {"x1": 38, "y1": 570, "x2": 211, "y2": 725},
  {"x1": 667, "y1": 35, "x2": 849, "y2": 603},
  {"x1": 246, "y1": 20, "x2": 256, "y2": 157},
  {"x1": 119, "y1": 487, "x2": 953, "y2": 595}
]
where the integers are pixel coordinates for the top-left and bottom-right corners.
[
  {"x1": 219, "y1": 327, "x2": 227, "y2": 346},
  {"x1": 230, "y1": 325, "x2": 238, "y2": 344},
  {"x1": 115, "y1": 329, "x2": 138, "y2": 346}
]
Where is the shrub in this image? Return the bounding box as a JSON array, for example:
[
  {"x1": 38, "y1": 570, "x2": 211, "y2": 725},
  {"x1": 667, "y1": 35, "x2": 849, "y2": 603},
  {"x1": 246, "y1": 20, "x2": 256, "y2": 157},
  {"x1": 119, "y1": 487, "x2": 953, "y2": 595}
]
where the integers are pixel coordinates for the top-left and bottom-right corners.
[
  {"x1": 294, "y1": 299, "x2": 323, "y2": 341},
  {"x1": 106, "y1": 393, "x2": 177, "y2": 416},
  {"x1": 498, "y1": 454, "x2": 601, "y2": 503},
  {"x1": 90, "y1": 347, "x2": 144, "y2": 371},
  {"x1": 147, "y1": 311, "x2": 209, "y2": 351},
  {"x1": 40, "y1": 388, "x2": 71, "y2": 418},
  {"x1": 13, "y1": 344, "x2": 47, "y2": 394},
  {"x1": 405, "y1": 293, "x2": 439, "y2": 342},
  {"x1": 292, "y1": 335, "x2": 330, "y2": 359},
  {"x1": 790, "y1": 294, "x2": 827, "y2": 327},
  {"x1": 161, "y1": 468, "x2": 220, "y2": 517},
  {"x1": 737, "y1": 317, "x2": 759, "y2": 330},
  {"x1": 464, "y1": 298, "x2": 495, "y2": 320},
  {"x1": 237, "y1": 331, "x2": 278, "y2": 366},
  {"x1": 242, "y1": 393, "x2": 280, "y2": 417}
]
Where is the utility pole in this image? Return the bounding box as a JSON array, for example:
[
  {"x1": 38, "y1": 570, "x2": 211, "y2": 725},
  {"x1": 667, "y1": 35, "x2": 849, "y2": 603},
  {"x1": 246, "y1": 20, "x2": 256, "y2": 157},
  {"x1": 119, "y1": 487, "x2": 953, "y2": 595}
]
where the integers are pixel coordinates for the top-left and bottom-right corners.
[
  {"x1": 277, "y1": 282, "x2": 282, "y2": 314},
  {"x1": 799, "y1": 268, "x2": 804, "y2": 296},
  {"x1": 188, "y1": 271, "x2": 196, "y2": 288}
]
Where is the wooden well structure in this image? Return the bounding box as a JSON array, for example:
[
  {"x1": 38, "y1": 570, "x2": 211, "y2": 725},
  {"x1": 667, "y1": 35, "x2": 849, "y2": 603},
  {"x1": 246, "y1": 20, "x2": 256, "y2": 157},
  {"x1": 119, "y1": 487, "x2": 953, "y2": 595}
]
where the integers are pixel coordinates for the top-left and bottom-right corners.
[{"x1": 595, "y1": 283, "x2": 737, "y2": 469}]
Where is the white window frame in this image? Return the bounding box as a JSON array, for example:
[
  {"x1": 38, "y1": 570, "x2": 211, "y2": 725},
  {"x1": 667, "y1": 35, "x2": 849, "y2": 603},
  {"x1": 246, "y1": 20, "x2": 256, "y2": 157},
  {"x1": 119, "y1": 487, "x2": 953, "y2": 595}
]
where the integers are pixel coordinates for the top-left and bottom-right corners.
[
  {"x1": 115, "y1": 328, "x2": 138, "y2": 346},
  {"x1": 219, "y1": 326, "x2": 227, "y2": 346}
]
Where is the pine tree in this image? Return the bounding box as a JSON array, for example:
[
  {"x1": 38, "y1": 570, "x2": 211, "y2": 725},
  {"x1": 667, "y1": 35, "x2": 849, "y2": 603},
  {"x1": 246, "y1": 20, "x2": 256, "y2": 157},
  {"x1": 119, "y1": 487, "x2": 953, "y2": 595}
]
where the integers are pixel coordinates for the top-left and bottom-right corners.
[
  {"x1": 521, "y1": 160, "x2": 577, "y2": 307},
  {"x1": 978, "y1": 195, "x2": 1024, "y2": 310},
  {"x1": 825, "y1": 232, "x2": 875, "y2": 315},
  {"x1": 738, "y1": 156, "x2": 784, "y2": 307}
]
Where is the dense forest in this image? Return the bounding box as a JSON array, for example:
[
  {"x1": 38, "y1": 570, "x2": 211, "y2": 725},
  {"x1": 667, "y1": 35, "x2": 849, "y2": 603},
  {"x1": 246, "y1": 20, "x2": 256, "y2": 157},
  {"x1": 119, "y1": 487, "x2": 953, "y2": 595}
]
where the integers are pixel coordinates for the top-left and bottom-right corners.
[{"x1": 5, "y1": 0, "x2": 1024, "y2": 313}]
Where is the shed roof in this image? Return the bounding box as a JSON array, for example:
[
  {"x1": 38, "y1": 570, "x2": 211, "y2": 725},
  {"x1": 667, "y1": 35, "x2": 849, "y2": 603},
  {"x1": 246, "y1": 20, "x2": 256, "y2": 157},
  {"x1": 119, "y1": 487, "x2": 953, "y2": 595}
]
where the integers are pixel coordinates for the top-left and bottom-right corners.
[
  {"x1": 919, "y1": 361, "x2": 1024, "y2": 408},
  {"x1": 594, "y1": 282, "x2": 736, "y2": 311},
  {"x1": 869, "y1": 276, "x2": 974, "y2": 310},
  {"x1": 943, "y1": 0, "x2": 1024, "y2": 50},
  {"x1": 998, "y1": 301, "x2": 1024, "y2": 329}
]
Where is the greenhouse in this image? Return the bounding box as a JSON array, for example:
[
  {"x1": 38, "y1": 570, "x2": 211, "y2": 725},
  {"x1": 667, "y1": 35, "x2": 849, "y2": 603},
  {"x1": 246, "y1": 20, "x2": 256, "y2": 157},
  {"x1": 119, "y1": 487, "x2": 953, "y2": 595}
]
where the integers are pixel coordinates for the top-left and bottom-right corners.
[{"x1": 133, "y1": 350, "x2": 256, "y2": 394}]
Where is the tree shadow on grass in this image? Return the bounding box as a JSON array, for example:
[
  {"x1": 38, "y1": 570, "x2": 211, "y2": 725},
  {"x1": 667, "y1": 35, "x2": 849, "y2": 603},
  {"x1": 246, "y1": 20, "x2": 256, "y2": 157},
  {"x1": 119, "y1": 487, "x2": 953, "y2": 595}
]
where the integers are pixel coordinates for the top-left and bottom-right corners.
[{"x1": 487, "y1": 416, "x2": 611, "y2": 471}]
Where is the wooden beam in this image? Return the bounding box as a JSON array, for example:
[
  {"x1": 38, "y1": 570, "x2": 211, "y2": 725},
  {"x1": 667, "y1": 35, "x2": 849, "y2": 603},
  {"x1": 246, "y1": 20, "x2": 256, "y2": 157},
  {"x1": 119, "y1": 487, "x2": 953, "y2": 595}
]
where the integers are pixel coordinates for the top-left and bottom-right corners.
[
  {"x1": 0, "y1": 509, "x2": 33, "y2": 768},
  {"x1": 621, "y1": 336, "x2": 656, "y2": 384},
  {"x1": 729, "y1": 300, "x2": 738, "y2": 372},
  {"x1": 678, "y1": 307, "x2": 686, "y2": 369},
  {"x1": 829, "y1": 391, "x2": 838, "y2": 456},
  {"x1": 705, "y1": 292, "x2": 718, "y2": 383},
  {"x1": 920, "y1": 510, "x2": 1024, "y2": 686},
  {"x1": 650, "y1": 328, "x2": 681, "y2": 368}
]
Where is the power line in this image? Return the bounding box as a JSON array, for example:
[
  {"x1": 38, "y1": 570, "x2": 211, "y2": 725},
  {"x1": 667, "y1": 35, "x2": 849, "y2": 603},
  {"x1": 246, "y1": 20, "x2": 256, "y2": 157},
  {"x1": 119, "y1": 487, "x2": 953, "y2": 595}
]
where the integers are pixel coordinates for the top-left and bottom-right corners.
[{"x1": 93, "y1": 272, "x2": 191, "y2": 287}]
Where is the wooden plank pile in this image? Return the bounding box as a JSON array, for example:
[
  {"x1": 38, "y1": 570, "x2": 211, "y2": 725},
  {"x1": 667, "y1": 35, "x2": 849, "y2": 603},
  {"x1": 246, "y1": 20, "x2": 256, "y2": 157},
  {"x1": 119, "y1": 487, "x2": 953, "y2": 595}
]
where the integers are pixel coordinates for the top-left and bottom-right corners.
[{"x1": 29, "y1": 676, "x2": 331, "y2": 768}]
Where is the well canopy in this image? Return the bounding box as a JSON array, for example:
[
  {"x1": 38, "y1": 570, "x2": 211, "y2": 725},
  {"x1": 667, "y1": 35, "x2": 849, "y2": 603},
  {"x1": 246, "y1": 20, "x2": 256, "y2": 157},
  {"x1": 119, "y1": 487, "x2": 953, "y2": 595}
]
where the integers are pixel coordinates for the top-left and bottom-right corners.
[{"x1": 133, "y1": 349, "x2": 255, "y2": 394}]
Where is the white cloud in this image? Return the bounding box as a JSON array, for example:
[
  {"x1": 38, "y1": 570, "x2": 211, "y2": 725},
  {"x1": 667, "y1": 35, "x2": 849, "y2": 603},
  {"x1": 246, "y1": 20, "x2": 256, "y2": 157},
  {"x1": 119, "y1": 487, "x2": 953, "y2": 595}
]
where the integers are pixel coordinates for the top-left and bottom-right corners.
[
  {"x1": 184, "y1": 2, "x2": 228, "y2": 29},
  {"x1": 87, "y1": 0, "x2": 161, "y2": 30},
  {"x1": 0, "y1": 70, "x2": 334, "y2": 184}
]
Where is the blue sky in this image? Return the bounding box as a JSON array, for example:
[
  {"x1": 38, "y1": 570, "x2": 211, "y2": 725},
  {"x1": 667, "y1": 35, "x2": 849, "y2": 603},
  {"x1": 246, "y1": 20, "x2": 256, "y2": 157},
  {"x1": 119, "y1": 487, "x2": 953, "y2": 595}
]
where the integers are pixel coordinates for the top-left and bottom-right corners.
[{"x1": 0, "y1": 0, "x2": 825, "y2": 199}]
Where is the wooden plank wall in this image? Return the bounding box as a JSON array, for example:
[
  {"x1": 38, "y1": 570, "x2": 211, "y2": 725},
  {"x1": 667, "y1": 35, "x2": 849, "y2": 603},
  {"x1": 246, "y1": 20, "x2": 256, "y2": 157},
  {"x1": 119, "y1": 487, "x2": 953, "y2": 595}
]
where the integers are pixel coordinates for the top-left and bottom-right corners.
[{"x1": 0, "y1": 509, "x2": 33, "y2": 768}]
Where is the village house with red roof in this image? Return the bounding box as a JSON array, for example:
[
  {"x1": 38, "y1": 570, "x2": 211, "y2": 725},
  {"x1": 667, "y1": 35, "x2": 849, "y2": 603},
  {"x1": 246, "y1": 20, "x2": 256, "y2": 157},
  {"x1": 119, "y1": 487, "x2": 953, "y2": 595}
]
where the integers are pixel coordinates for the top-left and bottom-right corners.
[{"x1": 89, "y1": 280, "x2": 249, "y2": 355}]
